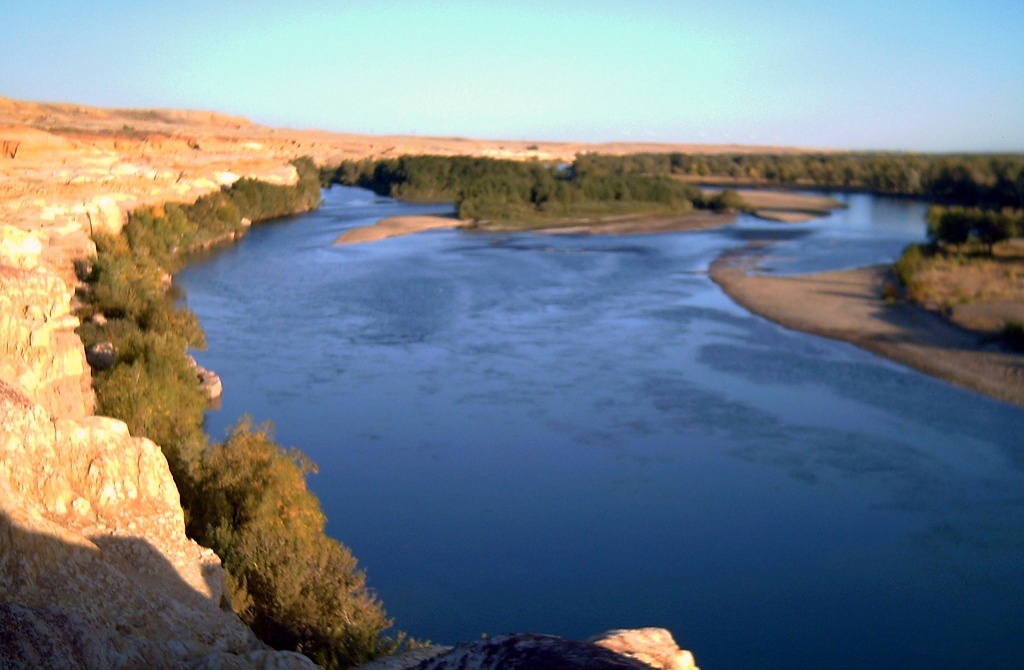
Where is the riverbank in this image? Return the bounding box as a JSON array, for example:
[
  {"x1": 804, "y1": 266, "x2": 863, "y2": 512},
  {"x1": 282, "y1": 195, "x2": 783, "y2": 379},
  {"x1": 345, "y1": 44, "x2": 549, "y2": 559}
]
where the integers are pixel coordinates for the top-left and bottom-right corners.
[{"x1": 710, "y1": 246, "x2": 1024, "y2": 406}]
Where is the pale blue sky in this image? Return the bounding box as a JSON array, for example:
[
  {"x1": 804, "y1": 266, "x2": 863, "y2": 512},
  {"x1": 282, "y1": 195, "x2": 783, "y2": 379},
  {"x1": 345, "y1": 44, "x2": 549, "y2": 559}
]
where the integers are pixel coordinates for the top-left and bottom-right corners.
[{"x1": 4, "y1": 1, "x2": 1023, "y2": 151}]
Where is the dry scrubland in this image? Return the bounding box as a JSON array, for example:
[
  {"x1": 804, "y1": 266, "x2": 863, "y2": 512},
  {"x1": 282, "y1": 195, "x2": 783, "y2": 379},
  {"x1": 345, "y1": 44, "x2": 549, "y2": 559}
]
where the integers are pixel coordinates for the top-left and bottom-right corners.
[{"x1": 900, "y1": 241, "x2": 1024, "y2": 333}]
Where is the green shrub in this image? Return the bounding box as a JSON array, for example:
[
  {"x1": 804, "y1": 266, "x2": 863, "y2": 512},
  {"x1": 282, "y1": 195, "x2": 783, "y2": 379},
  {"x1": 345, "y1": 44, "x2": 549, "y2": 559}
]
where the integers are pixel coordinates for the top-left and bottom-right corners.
[
  {"x1": 894, "y1": 244, "x2": 924, "y2": 285},
  {"x1": 76, "y1": 159, "x2": 399, "y2": 667},
  {"x1": 186, "y1": 418, "x2": 398, "y2": 668},
  {"x1": 704, "y1": 188, "x2": 745, "y2": 212},
  {"x1": 326, "y1": 155, "x2": 702, "y2": 225}
]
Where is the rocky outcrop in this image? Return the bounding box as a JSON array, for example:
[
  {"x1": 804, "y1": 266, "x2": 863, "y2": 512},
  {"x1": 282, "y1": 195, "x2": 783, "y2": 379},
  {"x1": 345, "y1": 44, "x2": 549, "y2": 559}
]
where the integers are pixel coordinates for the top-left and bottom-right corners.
[
  {"x1": 377, "y1": 631, "x2": 699, "y2": 670},
  {"x1": 0, "y1": 264, "x2": 93, "y2": 419},
  {"x1": 0, "y1": 363, "x2": 316, "y2": 668},
  {"x1": 0, "y1": 226, "x2": 314, "y2": 666},
  {"x1": 590, "y1": 628, "x2": 699, "y2": 670}
]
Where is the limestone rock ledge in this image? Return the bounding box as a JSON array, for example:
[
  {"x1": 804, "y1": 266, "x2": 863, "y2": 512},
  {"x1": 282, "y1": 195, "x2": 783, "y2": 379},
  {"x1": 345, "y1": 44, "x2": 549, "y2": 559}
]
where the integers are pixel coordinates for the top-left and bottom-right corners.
[
  {"x1": 0, "y1": 381, "x2": 317, "y2": 669},
  {"x1": 360, "y1": 630, "x2": 699, "y2": 670},
  {"x1": 0, "y1": 245, "x2": 316, "y2": 667},
  {"x1": 0, "y1": 261, "x2": 94, "y2": 419}
]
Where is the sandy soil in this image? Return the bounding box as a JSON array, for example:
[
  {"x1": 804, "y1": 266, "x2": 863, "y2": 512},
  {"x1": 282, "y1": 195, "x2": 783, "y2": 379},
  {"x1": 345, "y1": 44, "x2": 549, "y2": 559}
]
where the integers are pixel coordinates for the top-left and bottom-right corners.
[
  {"x1": 735, "y1": 190, "x2": 843, "y2": 223},
  {"x1": 751, "y1": 210, "x2": 821, "y2": 223},
  {"x1": 710, "y1": 246, "x2": 1024, "y2": 407},
  {"x1": 335, "y1": 211, "x2": 738, "y2": 245},
  {"x1": 334, "y1": 215, "x2": 465, "y2": 245},
  {"x1": 525, "y1": 211, "x2": 736, "y2": 236}
]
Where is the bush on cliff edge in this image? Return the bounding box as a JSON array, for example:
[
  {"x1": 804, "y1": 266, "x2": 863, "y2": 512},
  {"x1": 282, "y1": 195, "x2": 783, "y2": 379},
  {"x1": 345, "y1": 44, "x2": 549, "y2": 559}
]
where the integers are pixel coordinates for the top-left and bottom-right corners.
[
  {"x1": 76, "y1": 160, "x2": 399, "y2": 669},
  {"x1": 185, "y1": 418, "x2": 398, "y2": 668}
]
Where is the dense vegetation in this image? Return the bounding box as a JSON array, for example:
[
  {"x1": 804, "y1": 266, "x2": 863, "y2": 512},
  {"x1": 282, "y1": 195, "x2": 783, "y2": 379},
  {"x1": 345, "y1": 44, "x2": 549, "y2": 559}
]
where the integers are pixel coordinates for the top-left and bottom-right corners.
[
  {"x1": 925, "y1": 205, "x2": 1023, "y2": 251},
  {"x1": 322, "y1": 155, "x2": 726, "y2": 225},
  {"x1": 324, "y1": 152, "x2": 1024, "y2": 229},
  {"x1": 569, "y1": 152, "x2": 1024, "y2": 207},
  {"x1": 75, "y1": 159, "x2": 401, "y2": 669}
]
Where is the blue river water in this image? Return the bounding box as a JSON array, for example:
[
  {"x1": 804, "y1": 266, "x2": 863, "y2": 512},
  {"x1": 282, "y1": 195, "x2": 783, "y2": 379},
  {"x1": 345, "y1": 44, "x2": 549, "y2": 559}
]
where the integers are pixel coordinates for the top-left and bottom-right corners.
[{"x1": 176, "y1": 187, "x2": 1024, "y2": 670}]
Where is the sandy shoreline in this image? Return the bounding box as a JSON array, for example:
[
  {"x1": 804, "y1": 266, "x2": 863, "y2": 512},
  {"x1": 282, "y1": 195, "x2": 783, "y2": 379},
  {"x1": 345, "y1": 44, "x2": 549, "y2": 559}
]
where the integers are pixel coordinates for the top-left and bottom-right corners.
[
  {"x1": 335, "y1": 211, "x2": 739, "y2": 245},
  {"x1": 524, "y1": 211, "x2": 736, "y2": 236},
  {"x1": 334, "y1": 215, "x2": 466, "y2": 244},
  {"x1": 710, "y1": 246, "x2": 1024, "y2": 406}
]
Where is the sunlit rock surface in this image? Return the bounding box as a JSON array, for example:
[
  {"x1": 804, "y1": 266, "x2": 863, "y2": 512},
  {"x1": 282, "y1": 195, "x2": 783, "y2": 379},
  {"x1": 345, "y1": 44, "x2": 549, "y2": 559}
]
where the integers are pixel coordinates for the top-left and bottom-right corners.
[{"x1": 355, "y1": 631, "x2": 699, "y2": 670}]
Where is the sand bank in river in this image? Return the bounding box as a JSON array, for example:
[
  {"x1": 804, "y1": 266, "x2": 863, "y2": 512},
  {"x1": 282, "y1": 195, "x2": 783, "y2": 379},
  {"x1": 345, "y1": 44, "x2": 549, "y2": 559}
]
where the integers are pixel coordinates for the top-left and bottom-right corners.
[
  {"x1": 334, "y1": 215, "x2": 466, "y2": 244},
  {"x1": 526, "y1": 211, "x2": 736, "y2": 236},
  {"x1": 735, "y1": 190, "x2": 844, "y2": 223},
  {"x1": 710, "y1": 246, "x2": 1024, "y2": 406},
  {"x1": 336, "y1": 211, "x2": 737, "y2": 245}
]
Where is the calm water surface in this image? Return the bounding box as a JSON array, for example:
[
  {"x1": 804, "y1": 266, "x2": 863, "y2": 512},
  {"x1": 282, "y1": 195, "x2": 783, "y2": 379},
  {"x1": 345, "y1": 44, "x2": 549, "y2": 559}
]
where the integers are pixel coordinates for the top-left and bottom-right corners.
[{"x1": 176, "y1": 187, "x2": 1024, "y2": 670}]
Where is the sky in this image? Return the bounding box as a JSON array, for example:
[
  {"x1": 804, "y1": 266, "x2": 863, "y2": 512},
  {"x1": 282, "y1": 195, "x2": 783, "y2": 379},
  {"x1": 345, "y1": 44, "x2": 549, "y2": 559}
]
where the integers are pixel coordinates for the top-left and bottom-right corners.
[{"x1": 3, "y1": 0, "x2": 1023, "y2": 151}]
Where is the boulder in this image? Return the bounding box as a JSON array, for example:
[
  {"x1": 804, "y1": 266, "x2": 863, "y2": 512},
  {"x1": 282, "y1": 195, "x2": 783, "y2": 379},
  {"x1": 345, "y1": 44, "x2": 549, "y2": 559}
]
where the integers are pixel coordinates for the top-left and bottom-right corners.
[
  {"x1": 590, "y1": 628, "x2": 698, "y2": 670},
  {"x1": 85, "y1": 341, "x2": 116, "y2": 371},
  {"x1": 403, "y1": 633, "x2": 662, "y2": 670}
]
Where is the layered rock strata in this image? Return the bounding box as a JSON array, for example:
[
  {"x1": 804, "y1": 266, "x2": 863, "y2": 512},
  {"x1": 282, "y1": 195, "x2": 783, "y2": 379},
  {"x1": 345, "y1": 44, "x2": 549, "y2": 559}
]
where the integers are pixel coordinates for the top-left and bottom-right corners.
[{"x1": 0, "y1": 116, "x2": 317, "y2": 668}]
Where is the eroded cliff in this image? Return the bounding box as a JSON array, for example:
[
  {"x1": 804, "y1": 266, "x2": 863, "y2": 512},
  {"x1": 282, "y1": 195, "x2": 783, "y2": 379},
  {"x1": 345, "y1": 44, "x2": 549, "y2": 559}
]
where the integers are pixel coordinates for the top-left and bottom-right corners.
[{"x1": 0, "y1": 99, "x2": 333, "y2": 669}]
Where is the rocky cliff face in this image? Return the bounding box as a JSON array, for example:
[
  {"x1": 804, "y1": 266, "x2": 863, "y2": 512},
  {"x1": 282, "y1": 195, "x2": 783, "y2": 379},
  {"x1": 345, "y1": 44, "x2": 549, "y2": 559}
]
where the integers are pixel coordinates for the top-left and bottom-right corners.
[
  {"x1": 0, "y1": 228, "x2": 318, "y2": 668},
  {"x1": 0, "y1": 102, "x2": 326, "y2": 668}
]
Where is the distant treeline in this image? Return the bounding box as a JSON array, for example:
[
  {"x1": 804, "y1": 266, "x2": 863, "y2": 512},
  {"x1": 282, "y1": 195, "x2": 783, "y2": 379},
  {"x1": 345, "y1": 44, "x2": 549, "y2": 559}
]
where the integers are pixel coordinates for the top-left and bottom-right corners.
[
  {"x1": 571, "y1": 152, "x2": 1024, "y2": 208},
  {"x1": 76, "y1": 158, "x2": 401, "y2": 669},
  {"x1": 323, "y1": 152, "x2": 1024, "y2": 225},
  {"x1": 322, "y1": 156, "x2": 741, "y2": 224}
]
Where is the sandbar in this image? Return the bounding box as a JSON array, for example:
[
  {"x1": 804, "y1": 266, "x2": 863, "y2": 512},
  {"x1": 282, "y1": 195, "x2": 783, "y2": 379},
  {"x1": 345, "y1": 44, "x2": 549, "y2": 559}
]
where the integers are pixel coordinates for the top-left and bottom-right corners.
[
  {"x1": 710, "y1": 246, "x2": 1024, "y2": 406},
  {"x1": 735, "y1": 190, "x2": 843, "y2": 223},
  {"x1": 335, "y1": 215, "x2": 465, "y2": 245},
  {"x1": 524, "y1": 211, "x2": 736, "y2": 236}
]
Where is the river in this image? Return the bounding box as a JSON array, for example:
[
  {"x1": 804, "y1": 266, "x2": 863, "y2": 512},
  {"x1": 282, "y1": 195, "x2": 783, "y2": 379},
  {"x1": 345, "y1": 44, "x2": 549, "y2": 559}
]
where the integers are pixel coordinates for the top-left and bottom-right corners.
[{"x1": 176, "y1": 186, "x2": 1024, "y2": 670}]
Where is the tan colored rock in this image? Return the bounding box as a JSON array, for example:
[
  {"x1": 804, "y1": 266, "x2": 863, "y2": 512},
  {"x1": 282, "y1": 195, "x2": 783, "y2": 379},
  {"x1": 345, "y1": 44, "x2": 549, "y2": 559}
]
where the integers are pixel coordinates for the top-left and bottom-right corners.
[
  {"x1": 590, "y1": 628, "x2": 699, "y2": 670},
  {"x1": 0, "y1": 264, "x2": 93, "y2": 419},
  {"x1": 85, "y1": 195, "x2": 124, "y2": 236},
  {"x1": 0, "y1": 249, "x2": 318, "y2": 667},
  {"x1": 0, "y1": 225, "x2": 42, "y2": 269},
  {"x1": 0, "y1": 380, "x2": 313, "y2": 668}
]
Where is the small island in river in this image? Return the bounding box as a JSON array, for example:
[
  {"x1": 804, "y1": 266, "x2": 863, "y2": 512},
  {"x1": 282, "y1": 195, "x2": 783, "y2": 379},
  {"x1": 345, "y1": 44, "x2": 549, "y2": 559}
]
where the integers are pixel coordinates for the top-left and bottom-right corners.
[{"x1": 334, "y1": 189, "x2": 843, "y2": 245}]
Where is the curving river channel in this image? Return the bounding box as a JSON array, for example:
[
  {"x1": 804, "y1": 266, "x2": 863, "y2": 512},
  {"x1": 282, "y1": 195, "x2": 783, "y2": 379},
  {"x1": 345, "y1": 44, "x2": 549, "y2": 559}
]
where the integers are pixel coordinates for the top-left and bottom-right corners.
[{"x1": 176, "y1": 186, "x2": 1024, "y2": 670}]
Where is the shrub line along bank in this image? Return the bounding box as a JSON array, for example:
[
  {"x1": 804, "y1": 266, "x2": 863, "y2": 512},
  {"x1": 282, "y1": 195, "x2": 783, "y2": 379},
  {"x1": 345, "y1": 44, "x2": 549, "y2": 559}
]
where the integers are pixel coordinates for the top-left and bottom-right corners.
[{"x1": 75, "y1": 157, "x2": 402, "y2": 670}]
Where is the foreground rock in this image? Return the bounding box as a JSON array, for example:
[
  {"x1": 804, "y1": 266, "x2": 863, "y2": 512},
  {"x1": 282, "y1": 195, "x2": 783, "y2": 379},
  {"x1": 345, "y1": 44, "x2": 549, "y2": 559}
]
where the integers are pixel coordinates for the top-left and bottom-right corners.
[
  {"x1": 0, "y1": 246, "x2": 314, "y2": 667},
  {"x1": 590, "y1": 628, "x2": 698, "y2": 670},
  {"x1": 356, "y1": 630, "x2": 698, "y2": 670}
]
